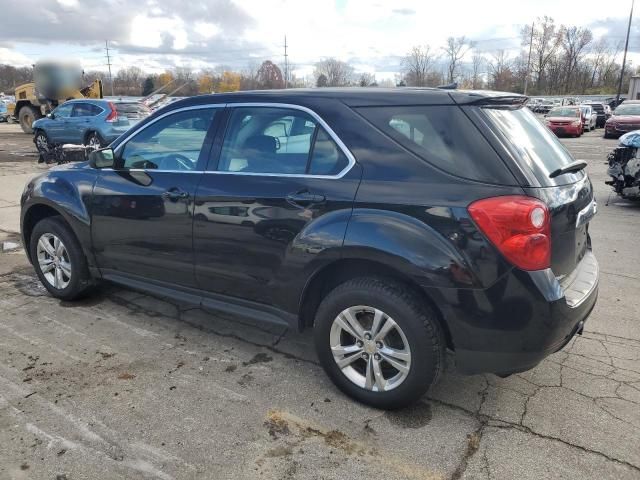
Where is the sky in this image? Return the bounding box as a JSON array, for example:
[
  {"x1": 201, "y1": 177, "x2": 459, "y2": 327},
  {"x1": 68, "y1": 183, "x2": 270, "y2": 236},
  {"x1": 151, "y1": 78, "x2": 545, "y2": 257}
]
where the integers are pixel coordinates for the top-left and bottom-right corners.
[{"x1": 0, "y1": 0, "x2": 638, "y2": 81}]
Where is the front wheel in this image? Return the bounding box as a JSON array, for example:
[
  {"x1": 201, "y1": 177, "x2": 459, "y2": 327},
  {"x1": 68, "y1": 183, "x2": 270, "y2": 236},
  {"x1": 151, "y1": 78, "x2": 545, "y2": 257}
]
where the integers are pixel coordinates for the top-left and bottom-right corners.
[
  {"x1": 313, "y1": 277, "x2": 445, "y2": 409},
  {"x1": 34, "y1": 130, "x2": 50, "y2": 153},
  {"x1": 30, "y1": 216, "x2": 93, "y2": 300}
]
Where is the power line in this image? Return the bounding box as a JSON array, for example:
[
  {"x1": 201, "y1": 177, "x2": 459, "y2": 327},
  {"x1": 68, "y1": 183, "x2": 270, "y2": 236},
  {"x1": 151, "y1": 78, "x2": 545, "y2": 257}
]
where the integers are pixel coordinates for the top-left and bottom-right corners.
[{"x1": 105, "y1": 40, "x2": 114, "y2": 96}]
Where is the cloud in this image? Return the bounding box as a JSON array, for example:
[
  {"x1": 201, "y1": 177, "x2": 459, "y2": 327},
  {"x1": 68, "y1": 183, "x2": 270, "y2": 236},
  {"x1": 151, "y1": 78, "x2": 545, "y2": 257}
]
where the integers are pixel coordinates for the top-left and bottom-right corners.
[{"x1": 392, "y1": 8, "x2": 415, "y2": 15}]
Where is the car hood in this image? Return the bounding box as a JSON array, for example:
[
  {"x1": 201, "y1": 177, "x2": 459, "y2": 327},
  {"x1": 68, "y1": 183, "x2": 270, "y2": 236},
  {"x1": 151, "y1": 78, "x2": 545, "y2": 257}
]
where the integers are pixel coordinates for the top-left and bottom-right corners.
[
  {"x1": 32, "y1": 118, "x2": 47, "y2": 129},
  {"x1": 546, "y1": 116, "x2": 580, "y2": 122},
  {"x1": 609, "y1": 115, "x2": 640, "y2": 123}
]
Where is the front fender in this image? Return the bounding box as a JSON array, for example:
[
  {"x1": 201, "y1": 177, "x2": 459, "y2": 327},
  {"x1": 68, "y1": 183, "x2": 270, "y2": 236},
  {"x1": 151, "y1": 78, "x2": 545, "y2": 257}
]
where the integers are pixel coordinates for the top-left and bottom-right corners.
[{"x1": 21, "y1": 164, "x2": 98, "y2": 268}]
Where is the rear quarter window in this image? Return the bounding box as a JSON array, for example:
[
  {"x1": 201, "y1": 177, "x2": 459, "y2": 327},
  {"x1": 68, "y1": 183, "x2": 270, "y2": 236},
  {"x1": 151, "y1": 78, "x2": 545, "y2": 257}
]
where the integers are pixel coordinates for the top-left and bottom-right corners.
[{"x1": 355, "y1": 105, "x2": 515, "y2": 184}]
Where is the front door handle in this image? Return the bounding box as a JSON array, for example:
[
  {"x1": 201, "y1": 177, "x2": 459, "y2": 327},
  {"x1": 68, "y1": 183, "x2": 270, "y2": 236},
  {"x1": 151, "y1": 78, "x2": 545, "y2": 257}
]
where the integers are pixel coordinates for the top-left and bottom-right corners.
[
  {"x1": 162, "y1": 188, "x2": 190, "y2": 200},
  {"x1": 286, "y1": 190, "x2": 326, "y2": 206}
]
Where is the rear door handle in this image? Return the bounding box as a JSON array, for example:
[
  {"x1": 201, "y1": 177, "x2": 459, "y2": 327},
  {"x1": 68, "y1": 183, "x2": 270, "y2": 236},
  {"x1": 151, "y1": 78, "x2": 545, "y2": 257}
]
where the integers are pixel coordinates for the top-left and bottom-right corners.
[
  {"x1": 162, "y1": 188, "x2": 190, "y2": 200},
  {"x1": 286, "y1": 190, "x2": 325, "y2": 206}
]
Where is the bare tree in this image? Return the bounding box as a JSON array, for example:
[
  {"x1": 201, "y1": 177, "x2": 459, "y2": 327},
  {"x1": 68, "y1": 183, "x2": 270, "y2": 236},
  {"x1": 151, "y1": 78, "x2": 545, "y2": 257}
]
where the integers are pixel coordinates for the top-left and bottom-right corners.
[
  {"x1": 471, "y1": 54, "x2": 485, "y2": 89},
  {"x1": 488, "y1": 50, "x2": 514, "y2": 91},
  {"x1": 560, "y1": 26, "x2": 593, "y2": 93},
  {"x1": 314, "y1": 58, "x2": 354, "y2": 87},
  {"x1": 401, "y1": 46, "x2": 436, "y2": 87},
  {"x1": 256, "y1": 60, "x2": 284, "y2": 89},
  {"x1": 521, "y1": 17, "x2": 562, "y2": 92},
  {"x1": 358, "y1": 72, "x2": 376, "y2": 87},
  {"x1": 443, "y1": 36, "x2": 474, "y2": 83}
]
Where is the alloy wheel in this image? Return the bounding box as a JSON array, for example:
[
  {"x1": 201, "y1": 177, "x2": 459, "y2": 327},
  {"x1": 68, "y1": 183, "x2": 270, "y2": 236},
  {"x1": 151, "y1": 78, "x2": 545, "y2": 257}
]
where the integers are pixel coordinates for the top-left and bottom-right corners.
[
  {"x1": 36, "y1": 233, "x2": 72, "y2": 290},
  {"x1": 35, "y1": 133, "x2": 49, "y2": 152},
  {"x1": 330, "y1": 305, "x2": 411, "y2": 392},
  {"x1": 87, "y1": 135, "x2": 101, "y2": 150}
]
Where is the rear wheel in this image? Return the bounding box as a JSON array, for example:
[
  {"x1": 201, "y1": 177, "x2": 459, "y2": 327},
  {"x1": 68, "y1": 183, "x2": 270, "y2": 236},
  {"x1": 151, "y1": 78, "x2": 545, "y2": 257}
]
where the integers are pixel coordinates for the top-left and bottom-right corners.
[
  {"x1": 30, "y1": 216, "x2": 93, "y2": 301},
  {"x1": 86, "y1": 132, "x2": 104, "y2": 150},
  {"x1": 313, "y1": 277, "x2": 445, "y2": 409},
  {"x1": 18, "y1": 105, "x2": 41, "y2": 134}
]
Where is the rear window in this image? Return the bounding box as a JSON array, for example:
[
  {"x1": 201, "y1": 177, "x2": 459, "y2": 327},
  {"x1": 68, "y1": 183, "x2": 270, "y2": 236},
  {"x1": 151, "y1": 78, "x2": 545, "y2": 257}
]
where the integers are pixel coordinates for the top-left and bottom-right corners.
[
  {"x1": 482, "y1": 107, "x2": 583, "y2": 186},
  {"x1": 589, "y1": 104, "x2": 604, "y2": 113},
  {"x1": 614, "y1": 104, "x2": 640, "y2": 115},
  {"x1": 115, "y1": 102, "x2": 150, "y2": 117},
  {"x1": 356, "y1": 105, "x2": 515, "y2": 184}
]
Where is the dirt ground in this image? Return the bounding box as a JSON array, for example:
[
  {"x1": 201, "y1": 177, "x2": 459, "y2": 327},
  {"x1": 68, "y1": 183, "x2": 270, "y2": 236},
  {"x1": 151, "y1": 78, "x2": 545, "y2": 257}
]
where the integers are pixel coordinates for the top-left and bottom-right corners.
[{"x1": 0, "y1": 122, "x2": 639, "y2": 480}]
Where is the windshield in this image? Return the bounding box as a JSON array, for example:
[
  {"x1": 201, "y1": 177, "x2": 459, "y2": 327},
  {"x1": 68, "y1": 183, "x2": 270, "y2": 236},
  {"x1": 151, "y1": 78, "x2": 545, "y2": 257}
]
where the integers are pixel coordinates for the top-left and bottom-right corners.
[
  {"x1": 548, "y1": 107, "x2": 580, "y2": 117},
  {"x1": 614, "y1": 104, "x2": 640, "y2": 115},
  {"x1": 482, "y1": 106, "x2": 583, "y2": 186}
]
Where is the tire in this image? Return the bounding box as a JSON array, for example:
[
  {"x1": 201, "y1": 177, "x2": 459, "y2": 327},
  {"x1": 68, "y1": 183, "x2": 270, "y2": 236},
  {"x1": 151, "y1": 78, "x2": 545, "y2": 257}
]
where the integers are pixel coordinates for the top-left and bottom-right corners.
[
  {"x1": 34, "y1": 130, "x2": 51, "y2": 153},
  {"x1": 313, "y1": 277, "x2": 445, "y2": 409},
  {"x1": 604, "y1": 132, "x2": 613, "y2": 139},
  {"x1": 30, "y1": 216, "x2": 93, "y2": 301},
  {"x1": 18, "y1": 105, "x2": 41, "y2": 134},
  {"x1": 85, "y1": 131, "x2": 104, "y2": 150}
]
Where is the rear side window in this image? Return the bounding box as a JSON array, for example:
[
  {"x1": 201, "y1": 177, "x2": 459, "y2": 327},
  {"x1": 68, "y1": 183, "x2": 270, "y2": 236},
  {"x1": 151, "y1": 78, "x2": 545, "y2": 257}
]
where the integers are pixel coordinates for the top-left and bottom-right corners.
[{"x1": 356, "y1": 105, "x2": 514, "y2": 184}]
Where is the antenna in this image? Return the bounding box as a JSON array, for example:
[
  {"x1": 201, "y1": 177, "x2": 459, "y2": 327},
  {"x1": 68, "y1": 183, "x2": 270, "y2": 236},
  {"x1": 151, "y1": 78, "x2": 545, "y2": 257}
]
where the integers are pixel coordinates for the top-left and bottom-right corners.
[
  {"x1": 105, "y1": 40, "x2": 114, "y2": 96},
  {"x1": 284, "y1": 35, "x2": 288, "y2": 89}
]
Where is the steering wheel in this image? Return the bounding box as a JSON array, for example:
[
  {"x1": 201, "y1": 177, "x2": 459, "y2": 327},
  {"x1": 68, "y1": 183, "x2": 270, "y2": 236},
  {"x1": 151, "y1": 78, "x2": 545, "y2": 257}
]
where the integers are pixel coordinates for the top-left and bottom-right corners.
[{"x1": 161, "y1": 153, "x2": 194, "y2": 171}]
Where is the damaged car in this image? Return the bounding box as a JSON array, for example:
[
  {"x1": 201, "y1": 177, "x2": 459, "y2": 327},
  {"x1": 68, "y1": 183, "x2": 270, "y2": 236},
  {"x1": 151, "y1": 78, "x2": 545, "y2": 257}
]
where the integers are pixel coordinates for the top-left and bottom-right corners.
[{"x1": 606, "y1": 131, "x2": 640, "y2": 199}]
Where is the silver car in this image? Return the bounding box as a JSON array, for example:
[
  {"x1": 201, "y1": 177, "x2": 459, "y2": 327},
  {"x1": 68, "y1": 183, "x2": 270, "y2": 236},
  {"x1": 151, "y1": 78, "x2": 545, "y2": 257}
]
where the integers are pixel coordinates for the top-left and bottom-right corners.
[{"x1": 580, "y1": 105, "x2": 597, "y2": 131}]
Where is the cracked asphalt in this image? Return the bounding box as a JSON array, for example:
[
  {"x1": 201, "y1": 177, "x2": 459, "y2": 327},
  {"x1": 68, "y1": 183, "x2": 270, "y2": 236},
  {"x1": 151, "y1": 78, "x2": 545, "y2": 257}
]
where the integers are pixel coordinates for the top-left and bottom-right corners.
[{"x1": 0, "y1": 122, "x2": 639, "y2": 480}]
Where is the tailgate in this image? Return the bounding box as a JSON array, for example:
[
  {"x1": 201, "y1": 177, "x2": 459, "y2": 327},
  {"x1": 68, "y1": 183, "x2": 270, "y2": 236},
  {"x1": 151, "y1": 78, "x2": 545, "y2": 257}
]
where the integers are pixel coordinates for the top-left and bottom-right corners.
[{"x1": 480, "y1": 106, "x2": 596, "y2": 276}]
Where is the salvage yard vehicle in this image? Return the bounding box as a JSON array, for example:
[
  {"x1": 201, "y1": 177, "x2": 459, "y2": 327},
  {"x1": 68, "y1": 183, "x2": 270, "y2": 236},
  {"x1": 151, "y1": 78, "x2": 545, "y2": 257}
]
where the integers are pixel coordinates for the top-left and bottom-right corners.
[
  {"x1": 545, "y1": 106, "x2": 583, "y2": 137},
  {"x1": 604, "y1": 101, "x2": 640, "y2": 138},
  {"x1": 579, "y1": 105, "x2": 597, "y2": 131},
  {"x1": 582, "y1": 102, "x2": 607, "y2": 128},
  {"x1": 20, "y1": 88, "x2": 599, "y2": 409},
  {"x1": 8, "y1": 61, "x2": 104, "y2": 134},
  {"x1": 606, "y1": 132, "x2": 640, "y2": 199},
  {"x1": 32, "y1": 99, "x2": 151, "y2": 153}
]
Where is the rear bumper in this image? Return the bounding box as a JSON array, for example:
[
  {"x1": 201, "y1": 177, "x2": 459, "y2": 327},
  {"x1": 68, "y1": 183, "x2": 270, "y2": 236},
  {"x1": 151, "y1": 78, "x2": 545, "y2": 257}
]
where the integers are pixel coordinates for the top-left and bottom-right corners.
[{"x1": 424, "y1": 250, "x2": 599, "y2": 376}]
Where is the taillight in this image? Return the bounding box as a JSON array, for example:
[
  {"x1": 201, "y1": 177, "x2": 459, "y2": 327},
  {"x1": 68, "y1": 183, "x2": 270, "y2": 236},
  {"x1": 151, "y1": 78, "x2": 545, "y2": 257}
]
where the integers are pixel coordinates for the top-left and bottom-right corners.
[
  {"x1": 468, "y1": 196, "x2": 551, "y2": 271},
  {"x1": 105, "y1": 102, "x2": 118, "y2": 122}
]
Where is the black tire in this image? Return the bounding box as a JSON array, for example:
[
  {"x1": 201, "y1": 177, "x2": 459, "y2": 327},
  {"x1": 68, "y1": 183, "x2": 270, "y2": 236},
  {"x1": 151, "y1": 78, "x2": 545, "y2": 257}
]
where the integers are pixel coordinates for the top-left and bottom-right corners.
[
  {"x1": 604, "y1": 132, "x2": 614, "y2": 139},
  {"x1": 30, "y1": 216, "x2": 93, "y2": 301},
  {"x1": 18, "y1": 105, "x2": 41, "y2": 134},
  {"x1": 34, "y1": 130, "x2": 51, "y2": 153},
  {"x1": 85, "y1": 131, "x2": 104, "y2": 150},
  {"x1": 313, "y1": 277, "x2": 445, "y2": 409}
]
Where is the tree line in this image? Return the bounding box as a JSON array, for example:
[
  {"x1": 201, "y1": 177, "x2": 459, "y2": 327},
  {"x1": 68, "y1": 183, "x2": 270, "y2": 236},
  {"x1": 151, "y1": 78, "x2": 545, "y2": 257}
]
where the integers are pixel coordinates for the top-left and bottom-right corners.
[{"x1": 0, "y1": 16, "x2": 635, "y2": 98}]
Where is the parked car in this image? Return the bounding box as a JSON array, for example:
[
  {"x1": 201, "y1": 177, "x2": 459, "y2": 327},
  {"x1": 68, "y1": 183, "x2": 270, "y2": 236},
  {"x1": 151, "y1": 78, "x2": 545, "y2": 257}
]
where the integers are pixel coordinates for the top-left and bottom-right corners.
[
  {"x1": 604, "y1": 101, "x2": 640, "y2": 138},
  {"x1": 545, "y1": 106, "x2": 584, "y2": 137},
  {"x1": 582, "y1": 102, "x2": 607, "y2": 127},
  {"x1": 32, "y1": 99, "x2": 151, "y2": 153},
  {"x1": 20, "y1": 89, "x2": 598, "y2": 409},
  {"x1": 579, "y1": 105, "x2": 597, "y2": 131}
]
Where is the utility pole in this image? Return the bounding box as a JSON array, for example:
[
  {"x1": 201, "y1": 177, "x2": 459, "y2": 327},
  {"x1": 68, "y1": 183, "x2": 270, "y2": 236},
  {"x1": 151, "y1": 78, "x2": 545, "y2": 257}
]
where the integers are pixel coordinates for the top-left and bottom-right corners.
[
  {"x1": 524, "y1": 21, "x2": 534, "y2": 96},
  {"x1": 105, "y1": 40, "x2": 114, "y2": 96},
  {"x1": 283, "y1": 35, "x2": 288, "y2": 89},
  {"x1": 616, "y1": 0, "x2": 634, "y2": 107}
]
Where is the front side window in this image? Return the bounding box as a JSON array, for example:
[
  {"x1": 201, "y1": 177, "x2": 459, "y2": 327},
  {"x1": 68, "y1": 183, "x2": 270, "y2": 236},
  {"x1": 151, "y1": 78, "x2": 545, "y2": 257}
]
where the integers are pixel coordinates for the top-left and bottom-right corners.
[
  {"x1": 119, "y1": 108, "x2": 216, "y2": 171},
  {"x1": 216, "y1": 107, "x2": 349, "y2": 176},
  {"x1": 53, "y1": 103, "x2": 73, "y2": 118}
]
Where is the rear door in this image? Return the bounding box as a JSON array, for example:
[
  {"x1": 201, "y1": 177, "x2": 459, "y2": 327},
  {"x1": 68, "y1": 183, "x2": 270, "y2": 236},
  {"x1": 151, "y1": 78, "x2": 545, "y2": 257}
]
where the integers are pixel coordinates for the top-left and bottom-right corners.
[
  {"x1": 480, "y1": 106, "x2": 595, "y2": 277},
  {"x1": 91, "y1": 105, "x2": 222, "y2": 287},
  {"x1": 193, "y1": 104, "x2": 360, "y2": 306}
]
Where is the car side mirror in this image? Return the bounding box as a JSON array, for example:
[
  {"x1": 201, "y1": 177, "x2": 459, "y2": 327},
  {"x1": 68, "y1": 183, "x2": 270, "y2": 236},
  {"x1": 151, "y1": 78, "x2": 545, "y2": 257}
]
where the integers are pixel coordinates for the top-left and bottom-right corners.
[
  {"x1": 47, "y1": 113, "x2": 55, "y2": 119},
  {"x1": 89, "y1": 148, "x2": 115, "y2": 168}
]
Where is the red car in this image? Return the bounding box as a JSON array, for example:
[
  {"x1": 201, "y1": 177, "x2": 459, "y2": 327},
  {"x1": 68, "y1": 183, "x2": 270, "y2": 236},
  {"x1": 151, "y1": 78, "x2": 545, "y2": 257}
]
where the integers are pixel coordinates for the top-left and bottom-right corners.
[
  {"x1": 544, "y1": 107, "x2": 583, "y2": 137},
  {"x1": 604, "y1": 101, "x2": 640, "y2": 138}
]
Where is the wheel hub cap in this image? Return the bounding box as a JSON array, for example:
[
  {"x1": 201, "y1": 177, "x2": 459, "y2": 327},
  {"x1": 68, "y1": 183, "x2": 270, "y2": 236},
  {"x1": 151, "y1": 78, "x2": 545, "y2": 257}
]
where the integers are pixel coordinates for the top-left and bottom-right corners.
[
  {"x1": 36, "y1": 233, "x2": 71, "y2": 290},
  {"x1": 330, "y1": 305, "x2": 411, "y2": 392}
]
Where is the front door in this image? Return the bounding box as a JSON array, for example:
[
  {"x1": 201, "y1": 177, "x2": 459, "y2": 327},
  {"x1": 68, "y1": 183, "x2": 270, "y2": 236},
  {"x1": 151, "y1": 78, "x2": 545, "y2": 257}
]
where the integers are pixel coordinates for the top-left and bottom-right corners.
[
  {"x1": 46, "y1": 103, "x2": 73, "y2": 143},
  {"x1": 91, "y1": 106, "x2": 221, "y2": 288},
  {"x1": 193, "y1": 105, "x2": 361, "y2": 306}
]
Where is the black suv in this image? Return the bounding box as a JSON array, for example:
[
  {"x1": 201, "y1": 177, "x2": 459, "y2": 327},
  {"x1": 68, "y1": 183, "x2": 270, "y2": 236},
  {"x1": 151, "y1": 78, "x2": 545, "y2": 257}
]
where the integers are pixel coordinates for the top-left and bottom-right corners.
[{"x1": 21, "y1": 89, "x2": 598, "y2": 409}]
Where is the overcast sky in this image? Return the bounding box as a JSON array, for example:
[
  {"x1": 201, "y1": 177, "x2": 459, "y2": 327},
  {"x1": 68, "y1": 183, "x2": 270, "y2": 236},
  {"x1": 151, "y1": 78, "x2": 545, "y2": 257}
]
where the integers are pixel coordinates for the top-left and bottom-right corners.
[{"x1": 0, "y1": 0, "x2": 638, "y2": 80}]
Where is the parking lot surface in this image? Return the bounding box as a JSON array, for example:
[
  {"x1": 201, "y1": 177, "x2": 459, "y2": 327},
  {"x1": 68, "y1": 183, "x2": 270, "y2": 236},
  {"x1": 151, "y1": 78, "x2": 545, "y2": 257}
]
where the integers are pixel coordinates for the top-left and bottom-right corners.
[{"x1": 0, "y1": 122, "x2": 639, "y2": 480}]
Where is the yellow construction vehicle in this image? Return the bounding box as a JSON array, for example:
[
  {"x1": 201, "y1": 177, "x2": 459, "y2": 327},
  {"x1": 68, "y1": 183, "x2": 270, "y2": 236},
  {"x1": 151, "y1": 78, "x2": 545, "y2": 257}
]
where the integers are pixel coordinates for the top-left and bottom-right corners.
[{"x1": 8, "y1": 61, "x2": 103, "y2": 134}]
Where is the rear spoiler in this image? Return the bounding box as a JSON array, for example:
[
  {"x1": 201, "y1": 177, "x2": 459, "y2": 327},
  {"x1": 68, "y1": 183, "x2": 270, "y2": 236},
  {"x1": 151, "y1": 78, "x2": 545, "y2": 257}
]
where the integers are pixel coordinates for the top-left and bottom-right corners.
[{"x1": 466, "y1": 95, "x2": 529, "y2": 108}]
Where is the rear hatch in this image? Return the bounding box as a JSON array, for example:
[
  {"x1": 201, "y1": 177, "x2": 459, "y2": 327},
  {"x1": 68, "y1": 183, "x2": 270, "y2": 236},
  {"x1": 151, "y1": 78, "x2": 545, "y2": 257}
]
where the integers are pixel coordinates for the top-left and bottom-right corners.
[{"x1": 479, "y1": 106, "x2": 595, "y2": 278}]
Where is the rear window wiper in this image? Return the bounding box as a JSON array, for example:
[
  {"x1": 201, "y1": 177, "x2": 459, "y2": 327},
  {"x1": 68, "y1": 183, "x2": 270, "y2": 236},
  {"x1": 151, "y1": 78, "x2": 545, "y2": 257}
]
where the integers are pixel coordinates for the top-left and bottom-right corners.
[{"x1": 549, "y1": 160, "x2": 588, "y2": 178}]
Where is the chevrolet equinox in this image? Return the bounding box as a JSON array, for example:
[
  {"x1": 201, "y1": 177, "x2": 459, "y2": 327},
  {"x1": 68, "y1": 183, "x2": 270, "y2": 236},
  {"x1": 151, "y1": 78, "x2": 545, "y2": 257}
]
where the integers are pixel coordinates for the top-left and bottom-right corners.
[{"x1": 21, "y1": 89, "x2": 599, "y2": 409}]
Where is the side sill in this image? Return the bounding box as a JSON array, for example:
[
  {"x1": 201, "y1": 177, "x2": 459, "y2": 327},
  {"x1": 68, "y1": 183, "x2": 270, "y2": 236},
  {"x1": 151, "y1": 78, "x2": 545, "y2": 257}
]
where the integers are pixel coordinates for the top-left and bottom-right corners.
[{"x1": 101, "y1": 270, "x2": 294, "y2": 328}]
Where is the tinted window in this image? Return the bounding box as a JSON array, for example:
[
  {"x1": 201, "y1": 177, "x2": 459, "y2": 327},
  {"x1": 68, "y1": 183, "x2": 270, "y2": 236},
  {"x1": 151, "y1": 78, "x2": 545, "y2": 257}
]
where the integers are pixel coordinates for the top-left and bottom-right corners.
[
  {"x1": 119, "y1": 108, "x2": 216, "y2": 171},
  {"x1": 482, "y1": 106, "x2": 582, "y2": 186},
  {"x1": 356, "y1": 105, "x2": 513, "y2": 183},
  {"x1": 217, "y1": 107, "x2": 348, "y2": 176},
  {"x1": 308, "y1": 128, "x2": 349, "y2": 175},
  {"x1": 71, "y1": 103, "x2": 102, "y2": 117}
]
